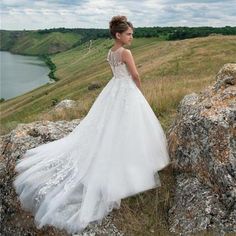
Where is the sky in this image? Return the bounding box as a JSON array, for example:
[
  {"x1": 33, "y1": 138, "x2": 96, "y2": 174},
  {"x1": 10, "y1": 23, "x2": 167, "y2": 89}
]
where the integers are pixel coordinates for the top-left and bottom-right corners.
[{"x1": 0, "y1": 0, "x2": 235, "y2": 30}]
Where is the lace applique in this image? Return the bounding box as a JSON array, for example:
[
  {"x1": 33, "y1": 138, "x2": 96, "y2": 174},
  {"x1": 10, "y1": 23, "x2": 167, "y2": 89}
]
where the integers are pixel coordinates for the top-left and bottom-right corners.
[
  {"x1": 106, "y1": 47, "x2": 125, "y2": 67},
  {"x1": 34, "y1": 157, "x2": 73, "y2": 207}
]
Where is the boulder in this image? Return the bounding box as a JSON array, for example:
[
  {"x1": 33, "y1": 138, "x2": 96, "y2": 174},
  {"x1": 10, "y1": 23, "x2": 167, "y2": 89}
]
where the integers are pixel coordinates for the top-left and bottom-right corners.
[{"x1": 167, "y1": 63, "x2": 236, "y2": 235}]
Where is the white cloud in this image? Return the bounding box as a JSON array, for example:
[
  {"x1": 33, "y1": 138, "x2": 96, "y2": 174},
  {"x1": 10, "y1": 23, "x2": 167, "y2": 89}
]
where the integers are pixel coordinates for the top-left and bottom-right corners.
[{"x1": 0, "y1": 0, "x2": 235, "y2": 30}]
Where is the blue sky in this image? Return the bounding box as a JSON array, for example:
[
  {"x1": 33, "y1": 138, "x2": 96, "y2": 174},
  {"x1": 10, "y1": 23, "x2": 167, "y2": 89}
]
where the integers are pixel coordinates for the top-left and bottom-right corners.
[{"x1": 0, "y1": 0, "x2": 235, "y2": 30}]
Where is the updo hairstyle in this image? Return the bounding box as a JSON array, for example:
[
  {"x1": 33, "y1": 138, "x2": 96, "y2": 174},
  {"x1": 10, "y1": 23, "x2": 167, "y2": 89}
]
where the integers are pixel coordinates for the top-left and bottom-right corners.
[{"x1": 109, "y1": 15, "x2": 134, "y2": 39}]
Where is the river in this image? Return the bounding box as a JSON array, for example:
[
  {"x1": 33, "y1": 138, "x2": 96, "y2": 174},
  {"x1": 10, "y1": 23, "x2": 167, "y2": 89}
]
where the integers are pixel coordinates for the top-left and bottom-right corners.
[{"x1": 0, "y1": 51, "x2": 53, "y2": 101}]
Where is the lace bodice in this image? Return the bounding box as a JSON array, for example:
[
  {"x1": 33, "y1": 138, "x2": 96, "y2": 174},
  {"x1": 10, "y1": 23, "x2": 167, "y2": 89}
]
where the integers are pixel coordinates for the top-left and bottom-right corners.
[{"x1": 106, "y1": 47, "x2": 132, "y2": 79}]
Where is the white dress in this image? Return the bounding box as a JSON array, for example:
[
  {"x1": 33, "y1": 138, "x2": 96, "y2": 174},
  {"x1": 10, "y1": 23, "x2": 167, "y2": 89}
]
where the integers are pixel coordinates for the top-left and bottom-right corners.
[{"x1": 13, "y1": 46, "x2": 170, "y2": 234}]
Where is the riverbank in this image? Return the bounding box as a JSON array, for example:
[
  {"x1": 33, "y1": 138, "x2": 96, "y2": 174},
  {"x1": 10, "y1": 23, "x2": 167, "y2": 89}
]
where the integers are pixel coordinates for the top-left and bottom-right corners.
[{"x1": 39, "y1": 54, "x2": 59, "y2": 82}]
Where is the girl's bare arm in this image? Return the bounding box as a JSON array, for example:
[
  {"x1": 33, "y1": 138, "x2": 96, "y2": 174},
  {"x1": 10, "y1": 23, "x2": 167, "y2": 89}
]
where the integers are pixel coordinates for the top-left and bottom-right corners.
[{"x1": 122, "y1": 49, "x2": 142, "y2": 91}]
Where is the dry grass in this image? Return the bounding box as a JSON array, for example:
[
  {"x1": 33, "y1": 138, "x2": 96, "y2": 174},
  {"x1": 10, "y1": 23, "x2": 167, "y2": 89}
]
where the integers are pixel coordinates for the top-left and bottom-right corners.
[{"x1": 112, "y1": 167, "x2": 175, "y2": 235}]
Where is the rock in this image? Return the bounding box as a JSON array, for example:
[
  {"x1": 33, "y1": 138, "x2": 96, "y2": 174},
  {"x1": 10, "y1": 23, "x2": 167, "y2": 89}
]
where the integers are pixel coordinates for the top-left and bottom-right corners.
[
  {"x1": 167, "y1": 63, "x2": 236, "y2": 235},
  {"x1": 168, "y1": 174, "x2": 227, "y2": 235},
  {"x1": 213, "y1": 63, "x2": 236, "y2": 92},
  {"x1": 0, "y1": 119, "x2": 123, "y2": 235},
  {"x1": 48, "y1": 99, "x2": 78, "y2": 115},
  {"x1": 49, "y1": 99, "x2": 77, "y2": 114},
  {"x1": 54, "y1": 99, "x2": 77, "y2": 109}
]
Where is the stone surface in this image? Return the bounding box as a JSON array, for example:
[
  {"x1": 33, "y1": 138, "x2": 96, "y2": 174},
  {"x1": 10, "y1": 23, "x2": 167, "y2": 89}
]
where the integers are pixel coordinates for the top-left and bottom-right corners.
[
  {"x1": 0, "y1": 119, "x2": 124, "y2": 236},
  {"x1": 49, "y1": 99, "x2": 78, "y2": 114},
  {"x1": 167, "y1": 63, "x2": 236, "y2": 235},
  {"x1": 55, "y1": 99, "x2": 77, "y2": 109}
]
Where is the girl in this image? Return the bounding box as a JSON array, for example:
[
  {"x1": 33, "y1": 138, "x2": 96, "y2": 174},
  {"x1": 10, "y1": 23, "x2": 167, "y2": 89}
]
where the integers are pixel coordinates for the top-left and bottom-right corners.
[
  {"x1": 108, "y1": 16, "x2": 142, "y2": 91},
  {"x1": 13, "y1": 15, "x2": 170, "y2": 234}
]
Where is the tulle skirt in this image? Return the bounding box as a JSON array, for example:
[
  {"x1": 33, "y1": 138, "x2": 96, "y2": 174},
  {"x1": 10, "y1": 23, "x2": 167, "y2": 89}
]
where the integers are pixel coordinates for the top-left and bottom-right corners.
[{"x1": 13, "y1": 75, "x2": 170, "y2": 234}]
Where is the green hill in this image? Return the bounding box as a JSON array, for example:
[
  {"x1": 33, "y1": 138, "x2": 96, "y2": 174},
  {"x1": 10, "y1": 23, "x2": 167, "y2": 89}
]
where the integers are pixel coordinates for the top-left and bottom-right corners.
[
  {"x1": 0, "y1": 35, "x2": 236, "y2": 135},
  {"x1": 0, "y1": 30, "x2": 82, "y2": 55}
]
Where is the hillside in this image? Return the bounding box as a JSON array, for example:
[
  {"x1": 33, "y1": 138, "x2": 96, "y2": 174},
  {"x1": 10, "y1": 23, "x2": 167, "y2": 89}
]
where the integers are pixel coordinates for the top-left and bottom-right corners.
[
  {"x1": 0, "y1": 35, "x2": 236, "y2": 135},
  {"x1": 0, "y1": 30, "x2": 82, "y2": 55},
  {"x1": 1, "y1": 26, "x2": 235, "y2": 54}
]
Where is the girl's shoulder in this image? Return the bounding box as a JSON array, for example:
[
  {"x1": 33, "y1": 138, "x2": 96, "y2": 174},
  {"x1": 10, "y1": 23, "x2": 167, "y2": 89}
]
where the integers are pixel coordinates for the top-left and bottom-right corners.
[
  {"x1": 121, "y1": 48, "x2": 132, "y2": 57},
  {"x1": 109, "y1": 46, "x2": 125, "y2": 53}
]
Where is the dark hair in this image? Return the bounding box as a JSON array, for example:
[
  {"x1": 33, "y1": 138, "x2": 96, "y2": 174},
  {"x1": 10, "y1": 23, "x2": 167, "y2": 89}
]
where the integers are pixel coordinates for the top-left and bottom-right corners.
[{"x1": 109, "y1": 15, "x2": 134, "y2": 39}]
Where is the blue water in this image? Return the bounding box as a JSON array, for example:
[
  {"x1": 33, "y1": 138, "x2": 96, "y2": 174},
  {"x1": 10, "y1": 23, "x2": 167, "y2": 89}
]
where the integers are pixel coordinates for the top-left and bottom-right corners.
[{"x1": 0, "y1": 51, "x2": 53, "y2": 101}]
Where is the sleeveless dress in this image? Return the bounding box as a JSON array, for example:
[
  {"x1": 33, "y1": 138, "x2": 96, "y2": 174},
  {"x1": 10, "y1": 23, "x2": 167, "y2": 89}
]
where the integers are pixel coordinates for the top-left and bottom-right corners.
[{"x1": 13, "y1": 46, "x2": 170, "y2": 234}]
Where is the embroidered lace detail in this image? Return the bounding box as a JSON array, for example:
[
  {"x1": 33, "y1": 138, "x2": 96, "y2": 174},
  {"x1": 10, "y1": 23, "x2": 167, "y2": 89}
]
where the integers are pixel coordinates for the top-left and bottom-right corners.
[
  {"x1": 34, "y1": 157, "x2": 74, "y2": 208},
  {"x1": 106, "y1": 47, "x2": 125, "y2": 67}
]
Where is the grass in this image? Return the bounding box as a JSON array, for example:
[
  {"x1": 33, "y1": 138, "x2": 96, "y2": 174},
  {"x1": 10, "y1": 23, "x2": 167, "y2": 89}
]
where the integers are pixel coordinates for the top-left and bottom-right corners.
[{"x1": 112, "y1": 167, "x2": 176, "y2": 235}]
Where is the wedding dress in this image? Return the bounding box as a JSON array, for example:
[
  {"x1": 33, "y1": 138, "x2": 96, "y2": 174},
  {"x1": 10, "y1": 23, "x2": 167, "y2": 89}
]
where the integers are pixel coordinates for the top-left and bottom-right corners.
[{"x1": 13, "y1": 46, "x2": 170, "y2": 234}]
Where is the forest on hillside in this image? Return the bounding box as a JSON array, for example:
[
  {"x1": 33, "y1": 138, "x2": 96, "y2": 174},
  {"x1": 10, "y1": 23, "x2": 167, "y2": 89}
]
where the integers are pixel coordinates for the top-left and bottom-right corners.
[{"x1": 36, "y1": 25, "x2": 236, "y2": 39}]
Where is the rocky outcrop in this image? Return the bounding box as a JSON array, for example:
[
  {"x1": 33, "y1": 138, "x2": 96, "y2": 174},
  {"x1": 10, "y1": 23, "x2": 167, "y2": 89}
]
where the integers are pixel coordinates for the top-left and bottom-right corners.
[
  {"x1": 1, "y1": 63, "x2": 235, "y2": 235},
  {"x1": 167, "y1": 63, "x2": 236, "y2": 235},
  {"x1": 49, "y1": 99, "x2": 77, "y2": 114},
  {"x1": 0, "y1": 119, "x2": 123, "y2": 236}
]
